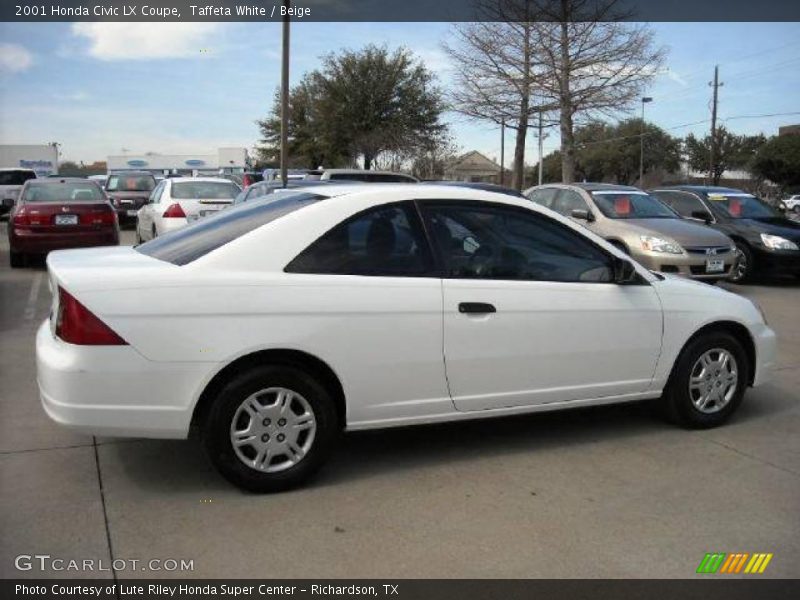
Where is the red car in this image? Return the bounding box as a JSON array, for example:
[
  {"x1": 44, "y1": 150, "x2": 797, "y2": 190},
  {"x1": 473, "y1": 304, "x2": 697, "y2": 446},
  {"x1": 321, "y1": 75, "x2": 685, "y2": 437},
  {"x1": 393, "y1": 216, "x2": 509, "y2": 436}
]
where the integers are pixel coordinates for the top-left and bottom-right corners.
[{"x1": 8, "y1": 178, "x2": 119, "y2": 268}]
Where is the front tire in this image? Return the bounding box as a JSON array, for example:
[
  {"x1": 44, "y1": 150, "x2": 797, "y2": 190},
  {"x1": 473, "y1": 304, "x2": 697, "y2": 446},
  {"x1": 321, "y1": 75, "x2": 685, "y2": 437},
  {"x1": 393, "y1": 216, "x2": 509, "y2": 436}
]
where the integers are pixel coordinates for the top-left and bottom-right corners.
[
  {"x1": 202, "y1": 365, "x2": 339, "y2": 492},
  {"x1": 729, "y1": 242, "x2": 754, "y2": 284},
  {"x1": 660, "y1": 332, "x2": 749, "y2": 429}
]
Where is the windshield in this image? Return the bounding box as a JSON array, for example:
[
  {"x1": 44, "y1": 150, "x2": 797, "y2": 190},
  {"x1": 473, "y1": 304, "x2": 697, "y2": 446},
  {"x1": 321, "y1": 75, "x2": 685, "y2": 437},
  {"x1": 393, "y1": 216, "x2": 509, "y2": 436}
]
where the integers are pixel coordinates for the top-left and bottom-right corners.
[
  {"x1": 22, "y1": 182, "x2": 105, "y2": 202},
  {"x1": 172, "y1": 181, "x2": 239, "y2": 200},
  {"x1": 591, "y1": 191, "x2": 677, "y2": 219},
  {"x1": 0, "y1": 170, "x2": 36, "y2": 186},
  {"x1": 706, "y1": 193, "x2": 778, "y2": 219},
  {"x1": 106, "y1": 174, "x2": 155, "y2": 192}
]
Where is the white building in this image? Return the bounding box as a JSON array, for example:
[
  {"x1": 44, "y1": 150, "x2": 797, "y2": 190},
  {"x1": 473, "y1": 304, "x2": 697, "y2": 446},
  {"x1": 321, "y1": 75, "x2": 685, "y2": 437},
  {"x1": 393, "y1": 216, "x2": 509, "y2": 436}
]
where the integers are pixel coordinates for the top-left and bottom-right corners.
[
  {"x1": 106, "y1": 147, "x2": 249, "y2": 176},
  {"x1": 0, "y1": 144, "x2": 59, "y2": 176}
]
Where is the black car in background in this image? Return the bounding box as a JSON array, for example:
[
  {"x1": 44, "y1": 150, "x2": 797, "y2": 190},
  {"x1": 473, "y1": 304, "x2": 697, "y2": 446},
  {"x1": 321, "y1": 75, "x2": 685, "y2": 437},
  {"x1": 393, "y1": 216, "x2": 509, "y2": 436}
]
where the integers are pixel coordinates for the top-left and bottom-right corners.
[
  {"x1": 650, "y1": 186, "x2": 800, "y2": 282},
  {"x1": 105, "y1": 171, "x2": 156, "y2": 226}
]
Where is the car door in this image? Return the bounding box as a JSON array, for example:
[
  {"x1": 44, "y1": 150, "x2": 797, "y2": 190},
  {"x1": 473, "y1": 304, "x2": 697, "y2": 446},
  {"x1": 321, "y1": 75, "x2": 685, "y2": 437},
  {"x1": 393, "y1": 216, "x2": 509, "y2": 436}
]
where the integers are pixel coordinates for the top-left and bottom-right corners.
[
  {"x1": 283, "y1": 201, "x2": 449, "y2": 425},
  {"x1": 419, "y1": 200, "x2": 663, "y2": 412}
]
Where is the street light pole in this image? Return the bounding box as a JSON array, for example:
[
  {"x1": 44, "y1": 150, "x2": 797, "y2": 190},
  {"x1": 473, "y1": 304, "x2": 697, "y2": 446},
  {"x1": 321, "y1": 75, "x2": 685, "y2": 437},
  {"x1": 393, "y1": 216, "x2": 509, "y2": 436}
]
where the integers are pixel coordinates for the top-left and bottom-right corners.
[
  {"x1": 639, "y1": 96, "x2": 653, "y2": 186},
  {"x1": 279, "y1": 1, "x2": 290, "y2": 188}
]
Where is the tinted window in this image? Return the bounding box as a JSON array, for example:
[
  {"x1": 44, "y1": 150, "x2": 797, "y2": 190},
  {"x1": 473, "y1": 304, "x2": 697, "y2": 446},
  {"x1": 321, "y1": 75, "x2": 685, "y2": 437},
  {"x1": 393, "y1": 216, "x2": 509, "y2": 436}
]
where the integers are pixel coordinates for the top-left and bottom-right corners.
[
  {"x1": 137, "y1": 192, "x2": 324, "y2": 266},
  {"x1": 421, "y1": 202, "x2": 613, "y2": 283},
  {"x1": 591, "y1": 192, "x2": 676, "y2": 219},
  {"x1": 552, "y1": 189, "x2": 589, "y2": 216},
  {"x1": 106, "y1": 174, "x2": 156, "y2": 192},
  {"x1": 654, "y1": 191, "x2": 708, "y2": 219},
  {"x1": 22, "y1": 182, "x2": 104, "y2": 203},
  {"x1": 0, "y1": 170, "x2": 36, "y2": 185},
  {"x1": 526, "y1": 188, "x2": 559, "y2": 208},
  {"x1": 171, "y1": 181, "x2": 239, "y2": 200},
  {"x1": 705, "y1": 192, "x2": 777, "y2": 219},
  {"x1": 286, "y1": 203, "x2": 431, "y2": 276}
]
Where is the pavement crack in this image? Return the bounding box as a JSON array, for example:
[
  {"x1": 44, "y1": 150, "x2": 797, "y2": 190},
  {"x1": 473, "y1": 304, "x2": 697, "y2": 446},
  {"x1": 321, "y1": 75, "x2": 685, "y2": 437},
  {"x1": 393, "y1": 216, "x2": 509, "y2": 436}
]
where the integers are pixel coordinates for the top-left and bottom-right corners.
[
  {"x1": 93, "y1": 436, "x2": 120, "y2": 595},
  {"x1": 698, "y1": 435, "x2": 800, "y2": 478}
]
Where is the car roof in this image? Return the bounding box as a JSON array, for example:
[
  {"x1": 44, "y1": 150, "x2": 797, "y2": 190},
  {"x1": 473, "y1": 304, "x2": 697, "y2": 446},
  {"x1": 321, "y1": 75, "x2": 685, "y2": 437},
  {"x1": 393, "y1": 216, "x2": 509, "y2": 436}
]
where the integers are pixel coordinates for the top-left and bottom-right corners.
[
  {"x1": 572, "y1": 182, "x2": 643, "y2": 192},
  {"x1": 0, "y1": 167, "x2": 36, "y2": 172},
  {"x1": 26, "y1": 177, "x2": 95, "y2": 184},
  {"x1": 168, "y1": 177, "x2": 238, "y2": 183},
  {"x1": 654, "y1": 185, "x2": 749, "y2": 194},
  {"x1": 108, "y1": 171, "x2": 154, "y2": 177},
  {"x1": 322, "y1": 169, "x2": 414, "y2": 176}
]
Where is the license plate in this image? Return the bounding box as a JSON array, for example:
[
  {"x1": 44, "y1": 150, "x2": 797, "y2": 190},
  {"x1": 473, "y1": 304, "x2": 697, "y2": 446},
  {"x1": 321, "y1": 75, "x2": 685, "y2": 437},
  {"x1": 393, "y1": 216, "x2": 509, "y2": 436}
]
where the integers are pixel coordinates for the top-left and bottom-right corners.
[
  {"x1": 706, "y1": 258, "x2": 725, "y2": 273},
  {"x1": 54, "y1": 214, "x2": 78, "y2": 225},
  {"x1": 126, "y1": 210, "x2": 138, "y2": 217}
]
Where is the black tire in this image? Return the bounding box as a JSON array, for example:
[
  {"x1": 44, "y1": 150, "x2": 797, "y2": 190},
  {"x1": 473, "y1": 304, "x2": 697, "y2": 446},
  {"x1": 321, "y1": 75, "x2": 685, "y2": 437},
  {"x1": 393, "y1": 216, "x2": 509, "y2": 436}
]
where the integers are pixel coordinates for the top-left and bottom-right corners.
[
  {"x1": 202, "y1": 365, "x2": 339, "y2": 492},
  {"x1": 729, "y1": 242, "x2": 754, "y2": 284},
  {"x1": 135, "y1": 221, "x2": 143, "y2": 244},
  {"x1": 660, "y1": 332, "x2": 749, "y2": 429},
  {"x1": 152, "y1": 225, "x2": 157, "y2": 239},
  {"x1": 9, "y1": 250, "x2": 25, "y2": 268}
]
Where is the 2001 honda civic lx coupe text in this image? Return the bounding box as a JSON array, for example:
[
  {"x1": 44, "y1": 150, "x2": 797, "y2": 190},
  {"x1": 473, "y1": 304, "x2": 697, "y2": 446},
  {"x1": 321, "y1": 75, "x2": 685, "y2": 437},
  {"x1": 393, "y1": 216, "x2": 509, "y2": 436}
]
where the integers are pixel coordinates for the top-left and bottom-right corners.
[{"x1": 36, "y1": 185, "x2": 777, "y2": 492}]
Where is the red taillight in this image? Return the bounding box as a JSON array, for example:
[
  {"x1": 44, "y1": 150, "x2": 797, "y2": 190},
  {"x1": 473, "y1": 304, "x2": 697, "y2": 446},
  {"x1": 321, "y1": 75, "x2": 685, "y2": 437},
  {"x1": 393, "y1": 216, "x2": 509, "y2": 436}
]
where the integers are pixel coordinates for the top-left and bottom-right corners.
[
  {"x1": 12, "y1": 207, "x2": 30, "y2": 227},
  {"x1": 85, "y1": 207, "x2": 117, "y2": 225},
  {"x1": 162, "y1": 203, "x2": 186, "y2": 218},
  {"x1": 55, "y1": 287, "x2": 128, "y2": 346}
]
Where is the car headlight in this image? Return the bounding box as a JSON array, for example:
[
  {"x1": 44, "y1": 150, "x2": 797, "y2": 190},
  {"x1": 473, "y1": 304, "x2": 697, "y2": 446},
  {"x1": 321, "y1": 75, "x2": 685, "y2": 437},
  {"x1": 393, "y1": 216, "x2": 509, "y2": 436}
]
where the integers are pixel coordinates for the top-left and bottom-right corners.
[
  {"x1": 640, "y1": 235, "x2": 683, "y2": 254},
  {"x1": 760, "y1": 233, "x2": 799, "y2": 251}
]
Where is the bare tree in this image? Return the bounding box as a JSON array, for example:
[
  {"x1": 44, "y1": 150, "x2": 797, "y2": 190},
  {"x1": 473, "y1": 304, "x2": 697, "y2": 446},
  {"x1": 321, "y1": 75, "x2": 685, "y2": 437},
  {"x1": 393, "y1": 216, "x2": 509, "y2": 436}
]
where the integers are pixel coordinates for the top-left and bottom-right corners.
[{"x1": 444, "y1": 0, "x2": 666, "y2": 184}]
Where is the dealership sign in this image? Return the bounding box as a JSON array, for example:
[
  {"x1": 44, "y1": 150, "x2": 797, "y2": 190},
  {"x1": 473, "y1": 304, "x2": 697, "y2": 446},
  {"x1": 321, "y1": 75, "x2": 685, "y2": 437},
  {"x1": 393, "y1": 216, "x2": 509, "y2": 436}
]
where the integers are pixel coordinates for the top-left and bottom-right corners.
[
  {"x1": 19, "y1": 159, "x2": 55, "y2": 176},
  {"x1": 185, "y1": 159, "x2": 205, "y2": 166},
  {"x1": 127, "y1": 160, "x2": 148, "y2": 167}
]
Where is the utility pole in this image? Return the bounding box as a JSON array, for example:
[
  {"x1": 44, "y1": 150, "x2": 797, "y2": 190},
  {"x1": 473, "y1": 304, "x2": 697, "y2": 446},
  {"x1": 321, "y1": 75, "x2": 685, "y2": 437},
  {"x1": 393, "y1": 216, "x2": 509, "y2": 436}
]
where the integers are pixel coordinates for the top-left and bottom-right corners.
[
  {"x1": 537, "y1": 111, "x2": 544, "y2": 186},
  {"x1": 708, "y1": 65, "x2": 723, "y2": 185},
  {"x1": 499, "y1": 119, "x2": 505, "y2": 186},
  {"x1": 279, "y1": 0, "x2": 290, "y2": 188}
]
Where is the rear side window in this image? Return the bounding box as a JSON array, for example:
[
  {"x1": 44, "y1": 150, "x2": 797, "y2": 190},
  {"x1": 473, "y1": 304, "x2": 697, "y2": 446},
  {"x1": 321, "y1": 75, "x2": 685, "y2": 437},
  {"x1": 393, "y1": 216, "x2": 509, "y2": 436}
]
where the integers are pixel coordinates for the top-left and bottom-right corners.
[
  {"x1": 526, "y1": 188, "x2": 559, "y2": 208},
  {"x1": 137, "y1": 192, "x2": 324, "y2": 265},
  {"x1": 22, "y1": 182, "x2": 104, "y2": 202},
  {"x1": 0, "y1": 170, "x2": 36, "y2": 185},
  {"x1": 286, "y1": 202, "x2": 432, "y2": 276}
]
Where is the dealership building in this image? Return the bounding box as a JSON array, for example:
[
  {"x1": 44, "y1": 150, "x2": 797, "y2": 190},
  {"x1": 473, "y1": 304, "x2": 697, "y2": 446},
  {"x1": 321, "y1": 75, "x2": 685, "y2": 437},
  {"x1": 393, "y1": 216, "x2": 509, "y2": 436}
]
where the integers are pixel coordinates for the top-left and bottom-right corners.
[{"x1": 106, "y1": 147, "x2": 250, "y2": 176}]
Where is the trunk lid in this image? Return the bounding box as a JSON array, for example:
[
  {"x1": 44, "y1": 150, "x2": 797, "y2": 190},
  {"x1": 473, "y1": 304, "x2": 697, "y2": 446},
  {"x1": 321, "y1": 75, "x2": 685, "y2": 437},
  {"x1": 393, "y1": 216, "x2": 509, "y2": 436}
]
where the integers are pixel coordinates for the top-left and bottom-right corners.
[{"x1": 21, "y1": 201, "x2": 116, "y2": 232}]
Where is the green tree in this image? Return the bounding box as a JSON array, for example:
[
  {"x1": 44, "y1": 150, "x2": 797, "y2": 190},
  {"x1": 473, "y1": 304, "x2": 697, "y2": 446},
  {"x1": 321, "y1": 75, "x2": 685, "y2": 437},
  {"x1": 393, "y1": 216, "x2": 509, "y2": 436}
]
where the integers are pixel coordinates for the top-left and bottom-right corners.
[
  {"x1": 750, "y1": 134, "x2": 800, "y2": 189},
  {"x1": 684, "y1": 126, "x2": 766, "y2": 185},
  {"x1": 257, "y1": 45, "x2": 446, "y2": 170}
]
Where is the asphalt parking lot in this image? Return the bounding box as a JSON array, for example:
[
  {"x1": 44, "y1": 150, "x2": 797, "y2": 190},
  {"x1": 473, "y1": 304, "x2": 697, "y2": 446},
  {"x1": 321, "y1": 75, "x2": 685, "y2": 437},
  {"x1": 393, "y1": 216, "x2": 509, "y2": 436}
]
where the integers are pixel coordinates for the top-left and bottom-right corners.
[{"x1": 1, "y1": 223, "x2": 798, "y2": 579}]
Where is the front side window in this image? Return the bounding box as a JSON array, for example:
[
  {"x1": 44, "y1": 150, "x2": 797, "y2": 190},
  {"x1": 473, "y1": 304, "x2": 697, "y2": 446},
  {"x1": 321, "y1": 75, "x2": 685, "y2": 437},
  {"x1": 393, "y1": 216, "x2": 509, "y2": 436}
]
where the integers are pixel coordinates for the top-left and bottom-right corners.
[
  {"x1": 591, "y1": 191, "x2": 677, "y2": 219},
  {"x1": 286, "y1": 203, "x2": 431, "y2": 276},
  {"x1": 421, "y1": 201, "x2": 613, "y2": 283},
  {"x1": 656, "y1": 191, "x2": 709, "y2": 219}
]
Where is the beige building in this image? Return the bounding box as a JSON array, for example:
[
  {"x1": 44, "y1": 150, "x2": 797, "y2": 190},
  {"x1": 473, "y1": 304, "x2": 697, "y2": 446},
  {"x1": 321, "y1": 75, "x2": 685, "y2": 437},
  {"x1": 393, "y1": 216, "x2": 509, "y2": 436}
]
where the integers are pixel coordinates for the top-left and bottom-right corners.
[{"x1": 444, "y1": 151, "x2": 506, "y2": 183}]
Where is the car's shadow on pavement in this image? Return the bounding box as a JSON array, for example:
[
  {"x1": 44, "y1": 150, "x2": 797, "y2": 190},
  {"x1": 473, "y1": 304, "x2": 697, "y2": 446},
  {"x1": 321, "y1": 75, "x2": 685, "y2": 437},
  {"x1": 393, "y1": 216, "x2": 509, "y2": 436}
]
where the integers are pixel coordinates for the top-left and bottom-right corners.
[{"x1": 99, "y1": 391, "x2": 783, "y2": 495}]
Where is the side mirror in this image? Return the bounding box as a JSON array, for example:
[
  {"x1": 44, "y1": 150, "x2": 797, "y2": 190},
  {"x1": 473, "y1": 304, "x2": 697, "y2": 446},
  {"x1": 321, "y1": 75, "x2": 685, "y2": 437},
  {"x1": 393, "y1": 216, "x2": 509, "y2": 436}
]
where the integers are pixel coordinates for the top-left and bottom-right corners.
[
  {"x1": 690, "y1": 210, "x2": 712, "y2": 225},
  {"x1": 571, "y1": 208, "x2": 595, "y2": 222},
  {"x1": 613, "y1": 257, "x2": 638, "y2": 285}
]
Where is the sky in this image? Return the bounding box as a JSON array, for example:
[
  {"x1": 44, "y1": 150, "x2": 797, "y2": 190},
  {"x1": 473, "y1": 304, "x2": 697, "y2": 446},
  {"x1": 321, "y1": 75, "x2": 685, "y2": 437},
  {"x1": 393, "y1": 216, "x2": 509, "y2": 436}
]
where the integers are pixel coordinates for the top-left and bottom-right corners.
[{"x1": 0, "y1": 20, "x2": 798, "y2": 166}]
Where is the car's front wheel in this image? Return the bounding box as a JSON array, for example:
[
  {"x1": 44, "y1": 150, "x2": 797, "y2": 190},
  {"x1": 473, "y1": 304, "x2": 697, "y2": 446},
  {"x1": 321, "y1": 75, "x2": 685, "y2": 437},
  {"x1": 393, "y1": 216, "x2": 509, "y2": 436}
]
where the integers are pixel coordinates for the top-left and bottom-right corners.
[
  {"x1": 202, "y1": 365, "x2": 339, "y2": 492},
  {"x1": 729, "y1": 242, "x2": 754, "y2": 284},
  {"x1": 660, "y1": 332, "x2": 749, "y2": 429}
]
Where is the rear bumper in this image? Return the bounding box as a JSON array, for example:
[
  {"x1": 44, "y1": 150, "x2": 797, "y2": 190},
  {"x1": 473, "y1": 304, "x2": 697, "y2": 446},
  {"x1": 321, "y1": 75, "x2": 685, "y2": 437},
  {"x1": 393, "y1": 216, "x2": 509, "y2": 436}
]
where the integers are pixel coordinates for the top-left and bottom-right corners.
[
  {"x1": 11, "y1": 228, "x2": 119, "y2": 254},
  {"x1": 36, "y1": 321, "x2": 212, "y2": 439}
]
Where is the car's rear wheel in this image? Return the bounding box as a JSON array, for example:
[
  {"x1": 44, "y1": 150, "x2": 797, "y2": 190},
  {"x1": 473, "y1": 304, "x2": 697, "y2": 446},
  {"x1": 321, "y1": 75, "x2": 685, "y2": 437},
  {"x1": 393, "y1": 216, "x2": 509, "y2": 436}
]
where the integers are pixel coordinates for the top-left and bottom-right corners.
[
  {"x1": 135, "y1": 221, "x2": 143, "y2": 244},
  {"x1": 151, "y1": 225, "x2": 157, "y2": 239},
  {"x1": 729, "y1": 242, "x2": 755, "y2": 284},
  {"x1": 202, "y1": 365, "x2": 339, "y2": 492},
  {"x1": 9, "y1": 250, "x2": 25, "y2": 268},
  {"x1": 660, "y1": 332, "x2": 749, "y2": 429}
]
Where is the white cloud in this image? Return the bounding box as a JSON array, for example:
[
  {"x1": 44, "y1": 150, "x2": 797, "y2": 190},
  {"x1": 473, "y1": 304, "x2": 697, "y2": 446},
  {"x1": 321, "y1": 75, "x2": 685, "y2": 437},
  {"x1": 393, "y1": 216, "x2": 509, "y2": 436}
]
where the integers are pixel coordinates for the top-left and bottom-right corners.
[
  {"x1": 0, "y1": 43, "x2": 34, "y2": 73},
  {"x1": 664, "y1": 68, "x2": 688, "y2": 87},
  {"x1": 71, "y1": 23, "x2": 222, "y2": 60}
]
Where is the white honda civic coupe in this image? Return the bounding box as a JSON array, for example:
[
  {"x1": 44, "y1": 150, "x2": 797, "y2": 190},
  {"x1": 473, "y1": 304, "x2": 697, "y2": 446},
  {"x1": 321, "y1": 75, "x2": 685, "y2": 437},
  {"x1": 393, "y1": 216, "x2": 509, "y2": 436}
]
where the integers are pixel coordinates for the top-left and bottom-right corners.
[{"x1": 37, "y1": 184, "x2": 776, "y2": 492}]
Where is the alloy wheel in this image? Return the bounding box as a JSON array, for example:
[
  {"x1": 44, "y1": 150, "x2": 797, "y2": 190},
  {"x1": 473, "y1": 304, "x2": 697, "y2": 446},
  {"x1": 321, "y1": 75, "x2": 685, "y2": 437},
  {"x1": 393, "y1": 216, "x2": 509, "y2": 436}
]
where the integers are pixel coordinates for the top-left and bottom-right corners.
[{"x1": 731, "y1": 247, "x2": 748, "y2": 282}]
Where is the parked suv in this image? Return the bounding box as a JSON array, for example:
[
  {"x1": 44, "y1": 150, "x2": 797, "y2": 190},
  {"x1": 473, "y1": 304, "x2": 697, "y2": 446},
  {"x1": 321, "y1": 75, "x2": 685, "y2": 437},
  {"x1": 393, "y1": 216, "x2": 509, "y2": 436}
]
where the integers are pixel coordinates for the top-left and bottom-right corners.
[
  {"x1": 0, "y1": 168, "x2": 37, "y2": 217},
  {"x1": 105, "y1": 171, "x2": 157, "y2": 226},
  {"x1": 525, "y1": 183, "x2": 736, "y2": 282},
  {"x1": 650, "y1": 186, "x2": 800, "y2": 282}
]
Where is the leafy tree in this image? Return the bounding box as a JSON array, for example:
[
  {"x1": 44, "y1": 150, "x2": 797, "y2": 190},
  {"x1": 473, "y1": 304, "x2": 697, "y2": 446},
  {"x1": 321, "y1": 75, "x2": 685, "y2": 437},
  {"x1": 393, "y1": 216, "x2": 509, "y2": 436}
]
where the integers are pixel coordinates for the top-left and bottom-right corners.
[
  {"x1": 750, "y1": 134, "x2": 800, "y2": 189},
  {"x1": 257, "y1": 45, "x2": 446, "y2": 170},
  {"x1": 684, "y1": 126, "x2": 766, "y2": 185}
]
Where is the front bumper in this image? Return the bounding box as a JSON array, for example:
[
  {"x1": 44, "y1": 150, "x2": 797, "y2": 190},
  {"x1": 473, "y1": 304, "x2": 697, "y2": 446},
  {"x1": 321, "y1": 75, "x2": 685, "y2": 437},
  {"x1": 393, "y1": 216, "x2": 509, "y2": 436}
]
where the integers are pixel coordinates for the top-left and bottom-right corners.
[
  {"x1": 751, "y1": 322, "x2": 777, "y2": 387},
  {"x1": 752, "y1": 247, "x2": 800, "y2": 277},
  {"x1": 36, "y1": 321, "x2": 212, "y2": 439},
  {"x1": 632, "y1": 249, "x2": 735, "y2": 280}
]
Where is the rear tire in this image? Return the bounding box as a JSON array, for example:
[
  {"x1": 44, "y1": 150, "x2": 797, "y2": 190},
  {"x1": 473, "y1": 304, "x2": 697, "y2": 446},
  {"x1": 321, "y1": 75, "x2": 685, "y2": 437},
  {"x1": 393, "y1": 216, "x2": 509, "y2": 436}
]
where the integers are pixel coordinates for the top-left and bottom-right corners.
[
  {"x1": 152, "y1": 225, "x2": 157, "y2": 239},
  {"x1": 202, "y1": 365, "x2": 339, "y2": 492},
  {"x1": 9, "y1": 250, "x2": 24, "y2": 268},
  {"x1": 659, "y1": 332, "x2": 749, "y2": 429},
  {"x1": 135, "y1": 221, "x2": 143, "y2": 244}
]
